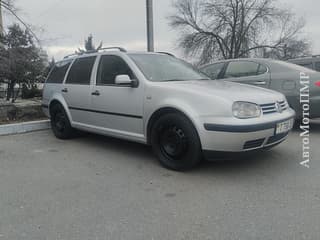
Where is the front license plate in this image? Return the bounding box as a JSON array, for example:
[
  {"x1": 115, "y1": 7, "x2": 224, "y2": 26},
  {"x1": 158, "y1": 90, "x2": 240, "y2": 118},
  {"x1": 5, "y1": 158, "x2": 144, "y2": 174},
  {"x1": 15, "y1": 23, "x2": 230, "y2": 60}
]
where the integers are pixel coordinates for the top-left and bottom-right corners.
[{"x1": 276, "y1": 119, "x2": 294, "y2": 134}]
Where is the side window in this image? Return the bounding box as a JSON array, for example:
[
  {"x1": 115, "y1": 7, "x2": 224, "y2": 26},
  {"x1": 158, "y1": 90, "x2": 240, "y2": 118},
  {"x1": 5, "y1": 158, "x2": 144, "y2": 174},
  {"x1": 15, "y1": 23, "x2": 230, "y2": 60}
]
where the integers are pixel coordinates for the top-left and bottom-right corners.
[
  {"x1": 299, "y1": 62, "x2": 313, "y2": 70},
  {"x1": 46, "y1": 61, "x2": 71, "y2": 84},
  {"x1": 225, "y1": 61, "x2": 260, "y2": 78},
  {"x1": 201, "y1": 63, "x2": 225, "y2": 79},
  {"x1": 97, "y1": 55, "x2": 134, "y2": 85},
  {"x1": 66, "y1": 56, "x2": 96, "y2": 85},
  {"x1": 315, "y1": 62, "x2": 320, "y2": 72}
]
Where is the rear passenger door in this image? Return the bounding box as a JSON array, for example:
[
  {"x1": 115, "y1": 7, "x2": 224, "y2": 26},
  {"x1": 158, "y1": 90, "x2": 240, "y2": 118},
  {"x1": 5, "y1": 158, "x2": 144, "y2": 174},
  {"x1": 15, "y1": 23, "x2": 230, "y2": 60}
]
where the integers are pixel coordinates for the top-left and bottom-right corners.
[
  {"x1": 222, "y1": 61, "x2": 271, "y2": 88},
  {"x1": 63, "y1": 56, "x2": 97, "y2": 124},
  {"x1": 89, "y1": 54, "x2": 144, "y2": 138},
  {"x1": 43, "y1": 60, "x2": 72, "y2": 103}
]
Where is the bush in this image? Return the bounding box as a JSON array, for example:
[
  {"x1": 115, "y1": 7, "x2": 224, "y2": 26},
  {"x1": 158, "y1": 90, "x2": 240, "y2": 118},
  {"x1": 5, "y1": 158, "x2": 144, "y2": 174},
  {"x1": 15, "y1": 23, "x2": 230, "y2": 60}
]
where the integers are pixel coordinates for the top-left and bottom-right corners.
[{"x1": 21, "y1": 84, "x2": 42, "y2": 99}]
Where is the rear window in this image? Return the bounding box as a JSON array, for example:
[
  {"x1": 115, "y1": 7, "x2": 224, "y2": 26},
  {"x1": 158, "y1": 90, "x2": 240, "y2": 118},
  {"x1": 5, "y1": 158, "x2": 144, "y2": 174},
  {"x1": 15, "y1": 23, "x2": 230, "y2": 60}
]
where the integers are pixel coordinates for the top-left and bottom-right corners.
[
  {"x1": 46, "y1": 60, "x2": 72, "y2": 84},
  {"x1": 66, "y1": 56, "x2": 96, "y2": 85}
]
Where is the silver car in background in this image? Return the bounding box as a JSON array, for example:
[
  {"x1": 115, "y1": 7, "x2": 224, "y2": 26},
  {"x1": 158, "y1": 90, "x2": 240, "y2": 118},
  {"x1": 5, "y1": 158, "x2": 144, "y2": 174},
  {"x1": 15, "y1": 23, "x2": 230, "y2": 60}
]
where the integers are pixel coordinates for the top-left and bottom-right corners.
[
  {"x1": 288, "y1": 55, "x2": 320, "y2": 71},
  {"x1": 200, "y1": 58, "x2": 320, "y2": 119},
  {"x1": 43, "y1": 49, "x2": 295, "y2": 170}
]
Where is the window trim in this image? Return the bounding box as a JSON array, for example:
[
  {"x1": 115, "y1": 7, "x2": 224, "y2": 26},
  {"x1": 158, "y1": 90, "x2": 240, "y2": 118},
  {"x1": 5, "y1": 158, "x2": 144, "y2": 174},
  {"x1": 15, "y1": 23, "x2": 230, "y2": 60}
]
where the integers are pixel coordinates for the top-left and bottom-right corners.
[
  {"x1": 65, "y1": 56, "x2": 97, "y2": 85},
  {"x1": 46, "y1": 60, "x2": 72, "y2": 84},
  {"x1": 95, "y1": 54, "x2": 138, "y2": 87}
]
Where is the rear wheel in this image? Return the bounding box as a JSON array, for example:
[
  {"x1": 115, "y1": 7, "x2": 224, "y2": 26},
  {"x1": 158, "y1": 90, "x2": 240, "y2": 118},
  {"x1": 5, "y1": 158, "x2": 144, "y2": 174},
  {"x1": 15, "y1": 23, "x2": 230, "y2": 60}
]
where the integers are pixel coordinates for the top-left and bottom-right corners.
[
  {"x1": 150, "y1": 113, "x2": 202, "y2": 171},
  {"x1": 50, "y1": 104, "x2": 74, "y2": 139}
]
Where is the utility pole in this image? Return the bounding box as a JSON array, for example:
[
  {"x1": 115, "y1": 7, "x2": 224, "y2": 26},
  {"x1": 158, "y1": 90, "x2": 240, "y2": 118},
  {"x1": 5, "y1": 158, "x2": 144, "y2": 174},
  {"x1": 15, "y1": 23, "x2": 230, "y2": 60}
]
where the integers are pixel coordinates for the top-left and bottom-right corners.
[
  {"x1": 0, "y1": 0, "x2": 3, "y2": 35},
  {"x1": 146, "y1": 0, "x2": 154, "y2": 52}
]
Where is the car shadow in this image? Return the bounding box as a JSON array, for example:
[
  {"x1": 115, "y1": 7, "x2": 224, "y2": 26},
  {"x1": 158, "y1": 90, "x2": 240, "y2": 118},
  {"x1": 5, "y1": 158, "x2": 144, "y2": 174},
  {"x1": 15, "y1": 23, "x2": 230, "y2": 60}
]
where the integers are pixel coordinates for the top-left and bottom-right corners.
[
  {"x1": 199, "y1": 150, "x2": 278, "y2": 173},
  {"x1": 73, "y1": 131, "x2": 287, "y2": 178},
  {"x1": 292, "y1": 119, "x2": 320, "y2": 132},
  {"x1": 311, "y1": 119, "x2": 320, "y2": 131}
]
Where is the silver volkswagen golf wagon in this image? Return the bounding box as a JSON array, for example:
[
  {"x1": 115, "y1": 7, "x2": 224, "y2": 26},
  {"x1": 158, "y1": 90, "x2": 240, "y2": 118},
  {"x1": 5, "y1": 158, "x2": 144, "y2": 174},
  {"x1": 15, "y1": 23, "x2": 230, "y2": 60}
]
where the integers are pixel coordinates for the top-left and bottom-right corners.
[{"x1": 42, "y1": 48, "x2": 295, "y2": 170}]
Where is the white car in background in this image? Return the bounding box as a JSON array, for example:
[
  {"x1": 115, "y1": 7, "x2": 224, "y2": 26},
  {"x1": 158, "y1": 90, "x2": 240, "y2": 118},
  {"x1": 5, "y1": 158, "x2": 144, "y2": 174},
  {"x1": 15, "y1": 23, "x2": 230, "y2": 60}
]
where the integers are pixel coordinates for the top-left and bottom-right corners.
[{"x1": 42, "y1": 48, "x2": 295, "y2": 171}]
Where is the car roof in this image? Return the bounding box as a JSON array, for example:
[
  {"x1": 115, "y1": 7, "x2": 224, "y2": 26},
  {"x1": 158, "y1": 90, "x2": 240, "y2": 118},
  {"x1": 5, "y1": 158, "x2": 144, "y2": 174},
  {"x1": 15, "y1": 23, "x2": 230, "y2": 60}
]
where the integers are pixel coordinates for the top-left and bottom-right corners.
[
  {"x1": 288, "y1": 55, "x2": 320, "y2": 61},
  {"x1": 200, "y1": 57, "x2": 318, "y2": 73},
  {"x1": 56, "y1": 50, "x2": 171, "y2": 64},
  {"x1": 200, "y1": 58, "x2": 275, "y2": 68}
]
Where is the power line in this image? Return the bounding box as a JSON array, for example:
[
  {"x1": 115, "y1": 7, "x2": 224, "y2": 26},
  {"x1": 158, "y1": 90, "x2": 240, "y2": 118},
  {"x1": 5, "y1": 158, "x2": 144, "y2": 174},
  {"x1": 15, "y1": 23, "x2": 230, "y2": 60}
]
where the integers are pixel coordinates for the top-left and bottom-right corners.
[
  {"x1": 0, "y1": 0, "x2": 41, "y2": 46},
  {"x1": 0, "y1": 0, "x2": 3, "y2": 34}
]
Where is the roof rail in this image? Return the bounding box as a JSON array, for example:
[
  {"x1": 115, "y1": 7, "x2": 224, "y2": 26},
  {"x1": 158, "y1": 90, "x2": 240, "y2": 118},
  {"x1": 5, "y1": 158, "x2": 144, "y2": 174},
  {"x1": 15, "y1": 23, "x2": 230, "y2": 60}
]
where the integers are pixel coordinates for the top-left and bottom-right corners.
[
  {"x1": 157, "y1": 52, "x2": 175, "y2": 57},
  {"x1": 99, "y1": 47, "x2": 127, "y2": 52},
  {"x1": 63, "y1": 53, "x2": 79, "y2": 59},
  {"x1": 63, "y1": 47, "x2": 127, "y2": 59}
]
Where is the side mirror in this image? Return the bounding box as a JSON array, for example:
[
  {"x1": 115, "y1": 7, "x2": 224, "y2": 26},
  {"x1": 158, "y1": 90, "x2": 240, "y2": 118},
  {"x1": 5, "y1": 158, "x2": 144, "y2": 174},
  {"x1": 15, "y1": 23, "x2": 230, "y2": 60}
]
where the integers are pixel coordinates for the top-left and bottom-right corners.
[{"x1": 115, "y1": 75, "x2": 138, "y2": 87}]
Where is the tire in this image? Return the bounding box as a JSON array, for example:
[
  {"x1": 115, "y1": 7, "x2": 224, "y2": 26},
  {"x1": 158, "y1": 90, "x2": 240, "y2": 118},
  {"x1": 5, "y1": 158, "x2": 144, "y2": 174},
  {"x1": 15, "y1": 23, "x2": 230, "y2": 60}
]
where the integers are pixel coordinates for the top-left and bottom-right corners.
[
  {"x1": 150, "y1": 113, "x2": 202, "y2": 171},
  {"x1": 50, "y1": 103, "x2": 74, "y2": 139}
]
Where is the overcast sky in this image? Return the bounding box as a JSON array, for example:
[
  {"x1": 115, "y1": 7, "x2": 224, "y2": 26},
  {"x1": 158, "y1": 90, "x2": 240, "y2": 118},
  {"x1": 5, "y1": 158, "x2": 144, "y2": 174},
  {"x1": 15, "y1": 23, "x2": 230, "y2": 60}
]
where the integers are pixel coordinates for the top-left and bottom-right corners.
[{"x1": 3, "y1": 0, "x2": 320, "y2": 60}]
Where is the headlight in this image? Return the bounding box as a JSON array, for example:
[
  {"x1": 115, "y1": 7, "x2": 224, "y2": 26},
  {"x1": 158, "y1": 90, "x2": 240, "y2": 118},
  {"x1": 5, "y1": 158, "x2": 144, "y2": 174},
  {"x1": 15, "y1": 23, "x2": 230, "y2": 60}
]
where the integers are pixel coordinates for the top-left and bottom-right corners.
[{"x1": 232, "y1": 102, "x2": 261, "y2": 119}]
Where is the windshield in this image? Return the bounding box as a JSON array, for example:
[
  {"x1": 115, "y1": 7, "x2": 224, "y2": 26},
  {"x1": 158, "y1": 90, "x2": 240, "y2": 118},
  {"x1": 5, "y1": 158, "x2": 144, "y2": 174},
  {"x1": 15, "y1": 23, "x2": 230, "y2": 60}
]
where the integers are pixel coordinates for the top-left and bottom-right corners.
[{"x1": 129, "y1": 54, "x2": 210, "y2": 82}]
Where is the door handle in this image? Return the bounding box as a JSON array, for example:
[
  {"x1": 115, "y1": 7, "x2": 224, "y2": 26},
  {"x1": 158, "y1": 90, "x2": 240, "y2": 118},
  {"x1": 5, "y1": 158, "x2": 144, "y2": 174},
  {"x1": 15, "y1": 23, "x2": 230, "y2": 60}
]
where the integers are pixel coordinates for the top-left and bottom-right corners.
[
  {"x1": 91, "y1": 90, "x2": 100, "y2": 96},
  {"x1": 252, "y1": 81, "x2": 266, "y2": 85},
  {"x1": 61, "y1": 88, "x2": 68, "y2": 93}
]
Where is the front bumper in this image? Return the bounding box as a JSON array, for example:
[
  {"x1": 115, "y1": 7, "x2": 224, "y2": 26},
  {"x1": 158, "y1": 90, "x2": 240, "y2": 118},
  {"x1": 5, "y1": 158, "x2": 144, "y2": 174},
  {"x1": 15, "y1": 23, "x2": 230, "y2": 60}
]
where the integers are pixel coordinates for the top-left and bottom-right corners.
[{"x1": 199, "y1": 109, "x2": 295, "y2": 152}]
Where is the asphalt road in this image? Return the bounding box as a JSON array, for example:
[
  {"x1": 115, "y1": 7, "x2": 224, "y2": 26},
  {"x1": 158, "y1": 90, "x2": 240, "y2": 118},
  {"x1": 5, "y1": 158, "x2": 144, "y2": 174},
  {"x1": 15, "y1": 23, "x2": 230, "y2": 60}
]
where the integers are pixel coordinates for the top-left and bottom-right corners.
[{"x1": 0, "y1": 121, "x2": 319, "y2": 240}]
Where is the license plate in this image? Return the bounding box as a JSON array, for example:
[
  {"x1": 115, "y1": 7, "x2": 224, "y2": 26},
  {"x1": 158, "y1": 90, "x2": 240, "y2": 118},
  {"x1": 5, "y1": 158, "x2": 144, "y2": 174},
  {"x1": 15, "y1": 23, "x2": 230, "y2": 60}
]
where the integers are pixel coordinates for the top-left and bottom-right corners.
[{"x1": 276, "y1": 119, "x2": 294, "y2": 134}]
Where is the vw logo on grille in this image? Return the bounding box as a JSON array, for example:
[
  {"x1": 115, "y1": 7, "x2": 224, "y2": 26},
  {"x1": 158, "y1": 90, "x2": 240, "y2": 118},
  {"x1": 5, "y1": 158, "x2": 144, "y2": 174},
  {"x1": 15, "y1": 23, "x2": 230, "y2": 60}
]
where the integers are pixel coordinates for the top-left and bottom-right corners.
[{"x1": 275, "y1": 102, "x2": 283, "y2": 113}]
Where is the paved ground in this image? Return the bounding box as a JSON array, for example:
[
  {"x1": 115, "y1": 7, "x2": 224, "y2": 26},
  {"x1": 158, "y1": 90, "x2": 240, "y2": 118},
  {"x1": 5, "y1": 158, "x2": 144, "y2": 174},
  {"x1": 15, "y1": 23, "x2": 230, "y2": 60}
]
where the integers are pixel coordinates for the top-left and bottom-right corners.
[{"x1": 0, "y1": 121, "x2": 319, "y2": 240}]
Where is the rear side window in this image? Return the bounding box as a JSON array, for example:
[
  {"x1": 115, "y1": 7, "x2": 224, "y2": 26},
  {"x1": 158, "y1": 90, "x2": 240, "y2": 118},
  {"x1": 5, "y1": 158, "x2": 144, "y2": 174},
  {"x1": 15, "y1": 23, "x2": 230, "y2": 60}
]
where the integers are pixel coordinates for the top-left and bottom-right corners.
[
  {"x1": 97, "y1": 55, "x2": 134, "y2": 85},
  {"x1": 224, "y1": 61, "x2": 260, "y2": 78},
  {"x1": 201, "y1": 63, "x2": 225, "y2": 79},
  {"x1": 257, "y1": 64, "x2": 268, "y2": 74},
  {"x1": 46, "y1": 61, "x2": 71, "y2": 84},
  {"x1": 66, "y1": 56, "x2": 96, "y2": 85},
  {"x1": 299, "y1": 62, "x2": 313, "y2": 70}
]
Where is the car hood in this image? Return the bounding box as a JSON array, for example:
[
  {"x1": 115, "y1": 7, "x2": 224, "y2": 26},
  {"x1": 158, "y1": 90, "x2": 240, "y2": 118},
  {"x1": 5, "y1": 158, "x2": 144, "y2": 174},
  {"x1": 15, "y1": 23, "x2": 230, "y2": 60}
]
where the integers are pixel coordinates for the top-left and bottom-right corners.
[{"x1": 163, "y1": 80, "x2": 284, "y2": 104}]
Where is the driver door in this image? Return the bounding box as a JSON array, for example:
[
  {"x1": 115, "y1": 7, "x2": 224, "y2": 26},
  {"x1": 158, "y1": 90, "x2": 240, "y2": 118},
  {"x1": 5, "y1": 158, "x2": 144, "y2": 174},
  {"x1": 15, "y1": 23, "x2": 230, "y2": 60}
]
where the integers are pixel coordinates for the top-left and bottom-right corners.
[{"x1": 89, "y1": 54, "x2": 144, "y2": 139}]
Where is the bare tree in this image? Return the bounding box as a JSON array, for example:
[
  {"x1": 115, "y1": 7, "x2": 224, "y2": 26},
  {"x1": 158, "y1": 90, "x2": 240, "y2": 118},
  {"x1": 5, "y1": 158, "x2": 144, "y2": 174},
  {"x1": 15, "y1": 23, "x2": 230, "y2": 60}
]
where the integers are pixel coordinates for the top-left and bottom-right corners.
[{"x1": 169, "y1": 0, "x2": 310, "y2": 64}]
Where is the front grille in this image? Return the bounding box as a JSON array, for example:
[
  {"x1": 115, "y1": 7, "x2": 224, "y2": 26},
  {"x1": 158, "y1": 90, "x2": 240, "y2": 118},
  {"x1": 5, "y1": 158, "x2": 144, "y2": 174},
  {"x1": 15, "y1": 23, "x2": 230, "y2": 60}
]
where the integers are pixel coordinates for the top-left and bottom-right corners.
[
  {"x1": 260, "y1": 101, "x2": 288, "y2": 115},
  {"x1": 243, "y1": 138, "x2": 265, "y2": 150},
  {"x1": 267, "y1": 132, "x2": 289, "y2": 145}
]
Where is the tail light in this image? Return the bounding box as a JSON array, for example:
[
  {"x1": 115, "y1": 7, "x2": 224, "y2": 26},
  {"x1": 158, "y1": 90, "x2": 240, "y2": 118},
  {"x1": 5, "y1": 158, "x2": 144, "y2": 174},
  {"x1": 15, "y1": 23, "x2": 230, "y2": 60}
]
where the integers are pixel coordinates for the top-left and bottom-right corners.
[{"x1": 315, "y1": 81, "x2": 320, "y2": 87}]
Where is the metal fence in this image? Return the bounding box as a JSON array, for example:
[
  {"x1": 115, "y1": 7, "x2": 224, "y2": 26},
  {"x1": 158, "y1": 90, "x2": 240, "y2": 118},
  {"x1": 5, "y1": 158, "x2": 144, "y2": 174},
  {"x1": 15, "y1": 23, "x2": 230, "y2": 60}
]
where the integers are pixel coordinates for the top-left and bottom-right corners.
[{"x1": 0, "y1": 88, "x2": 21, "y2": 99}]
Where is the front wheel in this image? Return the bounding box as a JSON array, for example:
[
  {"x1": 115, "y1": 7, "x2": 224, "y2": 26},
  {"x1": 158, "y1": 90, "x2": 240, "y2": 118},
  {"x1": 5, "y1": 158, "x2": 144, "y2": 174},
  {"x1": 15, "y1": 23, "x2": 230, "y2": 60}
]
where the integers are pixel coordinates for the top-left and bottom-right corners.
[{"x1": 150, "y1": 113, "x2": 202, "y2": 171}]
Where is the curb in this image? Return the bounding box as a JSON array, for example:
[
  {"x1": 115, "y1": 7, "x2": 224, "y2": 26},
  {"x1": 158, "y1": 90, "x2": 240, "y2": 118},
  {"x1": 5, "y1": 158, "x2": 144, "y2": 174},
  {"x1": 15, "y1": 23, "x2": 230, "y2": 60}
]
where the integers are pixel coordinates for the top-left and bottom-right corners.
[{"x1": 0, "y1": 120, "x2": 50, "y2": 136}]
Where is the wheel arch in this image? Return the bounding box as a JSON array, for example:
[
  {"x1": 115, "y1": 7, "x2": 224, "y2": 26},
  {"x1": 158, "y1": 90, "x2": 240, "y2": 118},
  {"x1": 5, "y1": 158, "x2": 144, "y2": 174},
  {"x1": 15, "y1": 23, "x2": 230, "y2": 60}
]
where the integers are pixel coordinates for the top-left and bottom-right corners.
[
  {"x1": 146, "y1": 106, "x2": 200, "y2": 145},
  {"x1": 48, "y1": 96, "x2": 72, "y2": 123}
]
